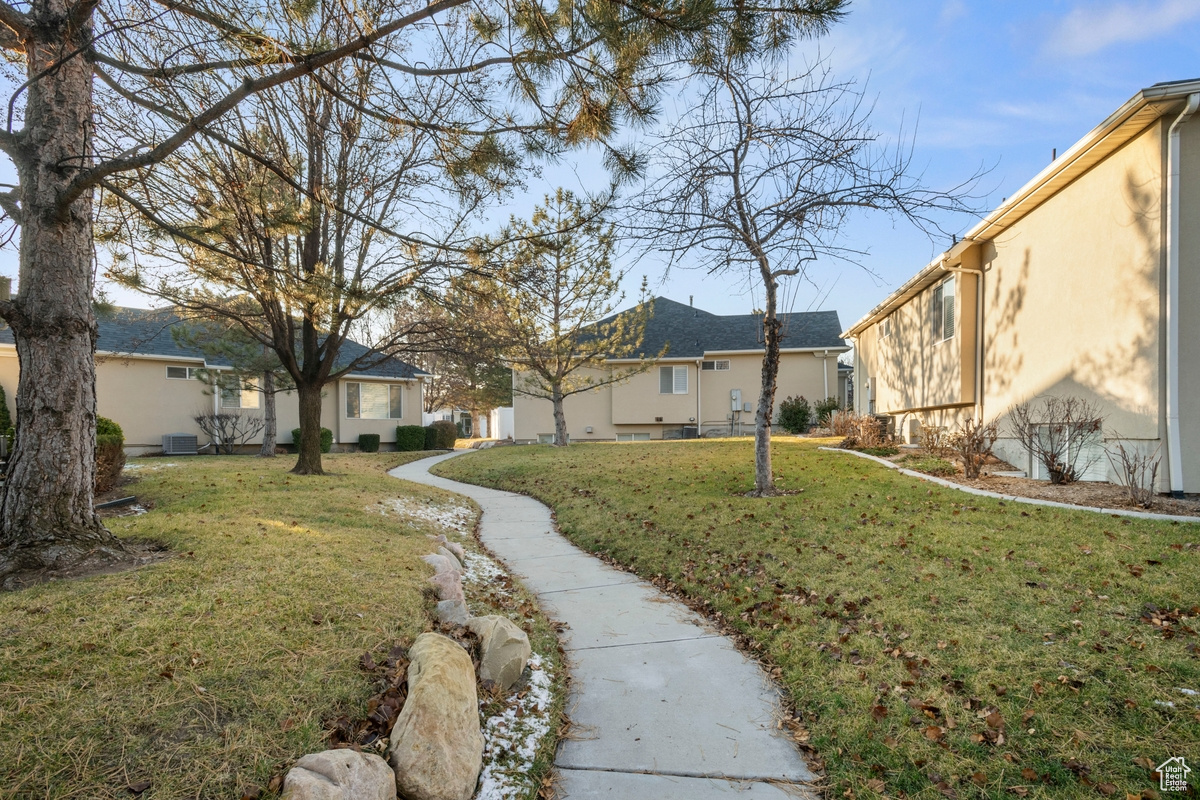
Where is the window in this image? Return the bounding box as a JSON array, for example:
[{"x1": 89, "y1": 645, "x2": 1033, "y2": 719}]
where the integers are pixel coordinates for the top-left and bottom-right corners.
[
  {"x1": 220, "y1": 383, "x2": 260, "y2": 409},
  {"x1": 345, "y1": 382, "x2": 403, "y2": 419},
  {"x1": 166, "y1": 366, "x2": 201, "y2": 380},
  {"x1": 616, "y1": 432, "x2": 651, "y2": 442},
  {"x1": 932, "y1": 277, "x2": 955, "y2": 341},
  {"x1": 701, "y1": 359, "x2": 731, "y2": 371},
  {"x1": 880, "y1": 316, "x2": 891, "y2": 339},
  {"x1": 537, "y1": 433, "x2": 566, "y2": 444},
  {"x1": 659, "y1": 365, "x2": 688, "y2": 394}
]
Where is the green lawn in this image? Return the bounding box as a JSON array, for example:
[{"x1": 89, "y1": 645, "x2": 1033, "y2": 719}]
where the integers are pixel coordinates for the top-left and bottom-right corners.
[
  {"x1": 434, "y1": 438, "x2": 1200, "y2": 800},
  {"x1": 0, "y1": 452, "x2": 561, "y2": 800}
]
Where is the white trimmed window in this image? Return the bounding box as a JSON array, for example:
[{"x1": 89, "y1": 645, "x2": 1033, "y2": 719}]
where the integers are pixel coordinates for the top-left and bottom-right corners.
[
  {"x1": 701, "y1": 359, "x2": 731, "y2": 371},
  {"x1": 346, "y1": 382, "x2": 403, "y2": 419},
  {"x1": 932, "y1": 277, "x2": 955, "y2": 341},
  {"x1": 616, "y1": 432, "x2": 651, "y2": 442},
  {"x1": 220, "y1": 383, "x2": 260, "y2": 409},
  {"x1": 659, "y1": 365, "x2": 688, "y2": 394},
  {"x1": 166, "y1": 366, "x2": 201, "y2": 380},
  {"x1": 880, "y1": 316, "x2": 891, "y2": 339}
]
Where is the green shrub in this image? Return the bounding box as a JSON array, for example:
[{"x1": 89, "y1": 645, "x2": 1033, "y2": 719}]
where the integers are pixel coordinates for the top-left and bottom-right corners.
[
  {"x1": 291, "y1": 427, "x2": 333, "y2": 453},
  {"x1": 395, "y1": 425, "x2": 426, "y2": 452},
  {"x1": 96, "y1": 416, "x2": 124, "y2": 439},
  {"x1": 778, "y1": 395, "x2": 812, "y2": 434},
  {"x1": 430, "y1": 419, "x2": 457, "y2": 450},
  {"x1": 358, "y1": 433, "x2": 381, "y2": 453},
  {"x1": 814, "y1": 397, "x2": 841, "y2": 426},
  {"x1": 0, "y1": 384, "x2": 11, "y2": 434},
  {"x1": 423, "y1": 425, "x2": 438, "y2": 450},
  {"x1": 95, "y1": 416, "x2": 125, "y2": 494},
  {"x1": 858, "y1": 445, "x2": 899, "y2": 458}
]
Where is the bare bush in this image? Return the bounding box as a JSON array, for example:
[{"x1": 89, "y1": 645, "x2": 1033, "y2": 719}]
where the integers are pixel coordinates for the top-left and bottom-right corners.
[
  {"x1": 918, "y1": 424, "x2": 951, "y2": 458},
  {"x1": 1106, "y1": 440, "x2": 1160, "y2": 508},
  {"x1": 1010, "y1": 396, "x2": 1105, "y2": 484},
  {"x1": 830, "y1": 409, "x2": 860, "y2": 437},
  {"x1": 837, "y1": 412, "x2": 890, "y2": 450},
  {"x1": 195, "y1": 413, "x2": 266, "y2": 456},
  {"x1": 949, "y1": 418, "x2": 999, "y2": 479}
]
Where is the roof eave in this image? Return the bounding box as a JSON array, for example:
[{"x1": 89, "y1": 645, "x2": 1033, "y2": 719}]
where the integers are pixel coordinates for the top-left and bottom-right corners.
[{"x1": 842, "y1": 80, "x2": 1200, "y2": 338}]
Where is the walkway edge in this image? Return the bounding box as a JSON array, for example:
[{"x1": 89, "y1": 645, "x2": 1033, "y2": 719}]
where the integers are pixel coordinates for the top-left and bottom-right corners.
[{"x1": 819, "y1": 446, "x2": 1200, "y2": 524}]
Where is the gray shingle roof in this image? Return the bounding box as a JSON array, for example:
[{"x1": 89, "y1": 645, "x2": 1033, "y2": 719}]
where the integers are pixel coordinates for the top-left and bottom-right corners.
[
  {"x1": 0, "y1": 307, "x2": 428, "y2": 379},
  {"x1": 599, "y1": 297, "x2": 848, "y2": 358}
]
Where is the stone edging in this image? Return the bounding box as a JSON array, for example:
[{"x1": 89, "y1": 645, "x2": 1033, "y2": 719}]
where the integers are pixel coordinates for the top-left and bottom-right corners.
[{"x1": 819, "y1": 446, "x2": 1200, "y2": 525}]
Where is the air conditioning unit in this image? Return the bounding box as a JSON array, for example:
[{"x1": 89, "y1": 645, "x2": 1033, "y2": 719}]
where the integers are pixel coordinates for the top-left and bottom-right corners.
[{"x1": 162, "y1": 433, "x2": 198, "y2": 455}]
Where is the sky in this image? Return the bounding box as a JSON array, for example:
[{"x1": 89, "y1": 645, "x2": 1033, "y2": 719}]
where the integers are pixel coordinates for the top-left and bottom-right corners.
[{"x1": 3, "y1": 0, "x2": 1200, "y2": 334}]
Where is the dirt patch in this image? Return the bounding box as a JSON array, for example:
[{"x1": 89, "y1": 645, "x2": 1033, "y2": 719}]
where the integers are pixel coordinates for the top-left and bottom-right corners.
[
  {"x1": 1, "y1": 538, "x2": 171, "y2": 592},
  {"x1": 878, "y1": 449, "x2": 1200, "y2": 517}
]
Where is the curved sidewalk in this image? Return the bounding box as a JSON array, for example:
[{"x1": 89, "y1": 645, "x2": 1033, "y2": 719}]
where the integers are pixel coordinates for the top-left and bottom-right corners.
[{"x1": 390, "y1": 452, "x2": 818, "y2": 800}]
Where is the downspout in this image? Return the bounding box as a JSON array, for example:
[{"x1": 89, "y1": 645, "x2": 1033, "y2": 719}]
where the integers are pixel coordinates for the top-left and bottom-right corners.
[
  {"x1": 695, "y1": 358, "x2": 702, "y2": 435},
  {"x1": 814, "y1": 350, "x2": 830, "y2": 398},
  {"x1": 945, "y1": 262, "x2": 985, "y2": 421},
  {"x1": 1167, "y1": 93, "x2": 1200, "y2": 497}
]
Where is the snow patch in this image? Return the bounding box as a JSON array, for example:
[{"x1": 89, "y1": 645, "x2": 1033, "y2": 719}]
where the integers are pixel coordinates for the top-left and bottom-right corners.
[
  {"x1": 369, "y1": 497, "x2": 473, "y2": 535},
  {"x1": 476, "y1": 652, "x2": 555, "y2": 800},
  {"x1": 463, "y1": 550, "x2": 509, "y2": 593}
]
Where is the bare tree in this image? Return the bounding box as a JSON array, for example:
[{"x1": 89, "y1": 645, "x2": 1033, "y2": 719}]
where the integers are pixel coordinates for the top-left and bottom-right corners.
[
  {"x1": 193, "y1": 411, "x2": 266, "y2": 456},
  {"x1": 629, "y1": 57, "x2": 978, "y2": 494},
  {"x1": 106, "y1": 56, "x2": 467, "y2": 475},
  {"x1": 1011, "y1": 396, "x2": 1106, "y2": 485},
  {"x1": 0, "y1": 0, "x2": 846, "y2": 578}
]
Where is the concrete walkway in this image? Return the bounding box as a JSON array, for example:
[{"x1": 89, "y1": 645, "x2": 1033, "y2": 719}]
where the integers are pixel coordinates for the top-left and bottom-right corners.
[{"x1": 390, "y1": 452, "x2": 818, "y2": 800}]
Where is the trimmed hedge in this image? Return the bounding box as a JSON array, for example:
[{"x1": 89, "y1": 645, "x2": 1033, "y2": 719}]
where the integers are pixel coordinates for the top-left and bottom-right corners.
[
  {"x1": 423, "y1": 425, "x2": 438, "y2": 450},
  {"x1": 95, "y1": 415, "x2": 125, "y2": 494},
  {"x1": 358, "y1": 433, "x2": 381, "y2": 453},
  {"x1": 291, "y1": 427, "x2": 333, "y2": 453},
  {"x1": 429, "y1": 419, "x2": 457, "y2": 450},
  {"x1": 395, "y1": 425, "x2": 426, "y2": 452}
]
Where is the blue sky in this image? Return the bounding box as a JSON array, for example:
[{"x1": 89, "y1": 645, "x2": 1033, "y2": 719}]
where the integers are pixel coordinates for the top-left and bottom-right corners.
[
  {"x1": 5, "y1": 0, "x2": 1200, "y2": 333},
  {"x1": 540, "y1": 0, "x2": 1200, "y2": 328}
]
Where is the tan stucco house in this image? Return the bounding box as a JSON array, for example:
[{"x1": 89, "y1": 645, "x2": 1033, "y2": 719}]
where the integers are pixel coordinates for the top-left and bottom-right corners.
[
  {"x1": 842, "y1": 79, "x2": 1200, "y2": 494},
  {"x1": 0, "y1": 307, "x2": 428, "y2": 454},
  {"x1": 514, "y1": 297, "x2": 849, "y2": 443}
]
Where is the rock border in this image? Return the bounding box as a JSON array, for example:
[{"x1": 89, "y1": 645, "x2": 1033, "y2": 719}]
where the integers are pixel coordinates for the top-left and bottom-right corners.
[
  {"x1": 280, "y1": 499, "x2": 550, "y2": 800},
  {"x1": 821, "y1": 446, "x2": 1200, "y2": 524}
]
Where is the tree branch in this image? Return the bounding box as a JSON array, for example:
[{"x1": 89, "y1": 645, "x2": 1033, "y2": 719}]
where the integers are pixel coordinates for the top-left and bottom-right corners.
[{"x1": 62, "y1": 0, "x2": 472, "y2": 209}]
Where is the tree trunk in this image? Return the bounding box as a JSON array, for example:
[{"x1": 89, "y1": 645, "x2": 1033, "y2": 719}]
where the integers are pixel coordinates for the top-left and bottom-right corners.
[
  {"x1": 292, "y1": 383, "x2": 325, "y2": 474},
  {"x1": 551, "y1": 384, "x2": 569, "y2": 446},
  {"x1": 259, "y1": 371, "x2": 277, "y2": 457},
  {"x1": 0, "y1": 2, "x2": 128, "y2": 579},
  {"x1": 471, "y1": 410, "x2": 485, "y2": 439},
  {"x1": 753, "y1": 281, "x2": 782, "y2": 495}
]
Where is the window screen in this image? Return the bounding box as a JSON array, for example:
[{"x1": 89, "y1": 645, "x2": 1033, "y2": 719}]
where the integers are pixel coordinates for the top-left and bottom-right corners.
[
  {"x1": 659, "y1": 365, "x2": 687, "y2": 394},
  {"x1": 346, "y1": 382, "x2": 403, "y2": 419}
]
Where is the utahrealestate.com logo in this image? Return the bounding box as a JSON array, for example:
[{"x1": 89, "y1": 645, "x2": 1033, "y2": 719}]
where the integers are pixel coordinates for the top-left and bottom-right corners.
[{"x1": 1158, "y1": 757, "x2": 1191, "y2": 792}]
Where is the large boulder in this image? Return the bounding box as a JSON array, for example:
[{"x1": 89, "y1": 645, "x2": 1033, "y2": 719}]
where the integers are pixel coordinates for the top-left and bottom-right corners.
[
  {"x1": 421, "y1": 554, "x2": 459, "y2": 575},
  {"x1": 388, "y1": 633, "x2": 483, "y2": 800},
  {"x1": 281, "y1": 750, "x2": 396, "y2": 800},
  {"x1": 429, "y1": 571, "x2": 464, "y2": 602},
  {"x1": 436, "y1": 547, "x2": 463, "y2": 572},
  {"x1": 466, "y1": 615, "x2": 531, "y2": 692},
  {"x1": 436, "y1": 599, "x2": 469, "y2": 626}
]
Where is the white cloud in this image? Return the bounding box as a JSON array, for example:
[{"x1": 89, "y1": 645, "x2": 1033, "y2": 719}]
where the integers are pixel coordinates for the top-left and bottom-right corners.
[{"x1": 1048, "y1": 0, "x2": 1200, "y2": 57}]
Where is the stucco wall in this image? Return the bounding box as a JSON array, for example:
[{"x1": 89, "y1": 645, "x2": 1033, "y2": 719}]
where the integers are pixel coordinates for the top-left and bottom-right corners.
[
  {"x1": 0, "y1": 346, "x2": 423, "y2": 452},
  {"x1": 513, "y1": 350, "x2": 844, "y2": 442},
  {"x1": 981, "y1": 120, "x2": 1164, "y2": 441}
]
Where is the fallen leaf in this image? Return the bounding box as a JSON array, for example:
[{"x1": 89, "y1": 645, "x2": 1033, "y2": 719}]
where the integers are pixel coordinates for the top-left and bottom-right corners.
[{"x1": 125, "y1": 781, "x2": 151, "y2": 795}]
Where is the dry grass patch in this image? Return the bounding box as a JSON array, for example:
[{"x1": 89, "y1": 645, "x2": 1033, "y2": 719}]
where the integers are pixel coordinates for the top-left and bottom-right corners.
[
  {"x1": 0, "y1": 452, "x2": 445, "y2": 800},
  {"x1": 436, "y1": 439, "x2": 1200, "y2": 800}
]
